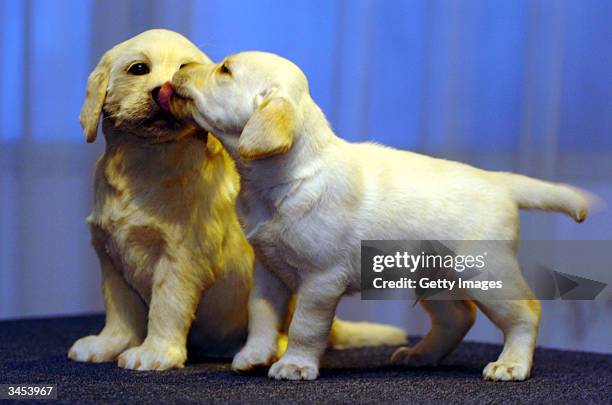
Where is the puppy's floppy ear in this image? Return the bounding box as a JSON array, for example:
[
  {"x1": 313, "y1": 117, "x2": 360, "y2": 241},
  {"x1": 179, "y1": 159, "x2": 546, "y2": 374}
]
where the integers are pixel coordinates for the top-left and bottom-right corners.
[
  {"x1": 238, "y1": 89, "x2": 298, "y2": 160},
  {"x1": 80, "y1": 51, "x2": 112, "y2": 143}
]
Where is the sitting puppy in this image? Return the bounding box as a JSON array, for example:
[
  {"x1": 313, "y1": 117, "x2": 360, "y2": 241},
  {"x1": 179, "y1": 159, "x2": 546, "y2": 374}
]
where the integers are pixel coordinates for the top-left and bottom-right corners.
[
  {"x1": 69, "y1": 32, "x2": 405, "y2": 371},
  {"x1": 67, "y1": 29, "x2": 252, "y2": 370},
  {"x1": 166, "y1": 52, "x2": 593, "y2": 380}
]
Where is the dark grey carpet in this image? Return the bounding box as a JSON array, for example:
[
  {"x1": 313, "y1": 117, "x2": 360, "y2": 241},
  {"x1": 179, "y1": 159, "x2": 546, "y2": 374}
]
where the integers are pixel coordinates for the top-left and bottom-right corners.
[{"x1": 0, "y1": 315, "x2": 610, "y2": 404}]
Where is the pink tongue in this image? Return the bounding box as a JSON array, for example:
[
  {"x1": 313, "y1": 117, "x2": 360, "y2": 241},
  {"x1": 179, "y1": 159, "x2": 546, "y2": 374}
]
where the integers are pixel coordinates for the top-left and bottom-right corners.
[{"x1": 158, "y1": 82, "x2": 174, "y2": 111}]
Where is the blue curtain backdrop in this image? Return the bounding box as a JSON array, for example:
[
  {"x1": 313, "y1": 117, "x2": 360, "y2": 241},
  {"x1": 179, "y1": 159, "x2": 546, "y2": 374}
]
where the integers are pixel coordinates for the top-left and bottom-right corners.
[{"x1": 1, "y1": 0, "x2": 611, "y2": 352}]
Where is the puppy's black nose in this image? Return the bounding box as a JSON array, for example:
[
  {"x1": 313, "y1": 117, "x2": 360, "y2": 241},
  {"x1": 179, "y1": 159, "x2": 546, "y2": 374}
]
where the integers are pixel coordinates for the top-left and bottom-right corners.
[{"x1": 151, "y1": 86, "x2": 162, "y2": 105}]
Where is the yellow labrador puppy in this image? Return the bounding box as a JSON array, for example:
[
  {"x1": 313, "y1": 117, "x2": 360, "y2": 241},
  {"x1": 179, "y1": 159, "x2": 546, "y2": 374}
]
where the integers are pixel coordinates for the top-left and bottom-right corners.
[
  {"x1": 166, "y1": 52, "x2": 593, "y2": 380},
  {"x1": 69, "y1": 32, "x2": 406, "y2": 371},
  {"x1": 68, "y1": 29, "x2": 252, "y2": 370}
]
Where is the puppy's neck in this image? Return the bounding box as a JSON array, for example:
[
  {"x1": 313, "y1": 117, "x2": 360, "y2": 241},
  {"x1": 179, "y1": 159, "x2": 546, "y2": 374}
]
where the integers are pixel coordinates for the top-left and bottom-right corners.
[
  {"x1": 218, "y1": 98, "x2": 340, "y2": 207},
  {"x1": 101, "y1": 125, "x2": 210, "y2": 182}
]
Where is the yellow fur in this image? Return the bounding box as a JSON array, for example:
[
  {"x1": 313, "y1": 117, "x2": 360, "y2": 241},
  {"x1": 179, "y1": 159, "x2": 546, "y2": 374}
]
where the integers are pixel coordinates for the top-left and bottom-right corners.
[{"x1": 238, "y1": 96, "x2": 296, "y2": 160}]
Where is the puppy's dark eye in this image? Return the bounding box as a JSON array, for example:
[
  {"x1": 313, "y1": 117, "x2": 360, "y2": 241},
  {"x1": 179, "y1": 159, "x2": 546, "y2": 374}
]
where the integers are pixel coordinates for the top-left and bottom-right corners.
[
  {"x1": 219, "y1": 62, "x2": 231, "y2": 75},
  {"x1": 127, "y1": 62, "x2": 150, "y2": 75}
]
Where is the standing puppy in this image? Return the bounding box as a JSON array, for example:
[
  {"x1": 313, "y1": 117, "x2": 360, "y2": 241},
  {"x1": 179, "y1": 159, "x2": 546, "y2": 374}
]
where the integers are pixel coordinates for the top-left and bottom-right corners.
[
  {"x1": 68, "y1": 30, "x2": 254, "y2": 370},
  {"x1": 166, "y1": 51, "x2": 593, "y2": 381}
]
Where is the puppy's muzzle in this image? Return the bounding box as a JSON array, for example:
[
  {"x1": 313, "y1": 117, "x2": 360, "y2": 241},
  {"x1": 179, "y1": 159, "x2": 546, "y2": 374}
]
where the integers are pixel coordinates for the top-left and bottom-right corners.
[{"x1": 159, "y1": 82, "x2": 195, "y2": 124}]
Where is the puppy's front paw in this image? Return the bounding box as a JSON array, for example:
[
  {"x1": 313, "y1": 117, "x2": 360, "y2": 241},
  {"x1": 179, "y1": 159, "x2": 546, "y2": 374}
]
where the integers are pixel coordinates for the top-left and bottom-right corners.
[
  {"x1": 483, "y1": 361, "x2": 530, "y2": 381},
  {"x1": 268, "y1": 355, "x2": 319, "y2": 381},
  {"x1": 390, "y1": 346, "x2": 435, "y2": 367},
  {"x1": 118, "y1": 342, "x2": 186, "y2": 371},
  {"x1": 68, "y1": 334, "x2": 133, "y2": 363},
  {"x1": 231, "y1": 344, "x2": 277, "y2": 373}
]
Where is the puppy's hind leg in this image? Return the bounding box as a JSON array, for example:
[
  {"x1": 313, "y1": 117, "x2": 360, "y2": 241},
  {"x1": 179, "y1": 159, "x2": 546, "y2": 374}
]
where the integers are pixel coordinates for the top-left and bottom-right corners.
[
  {"x1": 391, "y1": 300, "x2": 476, "y2": 367},
  {"x1": 478, "y1": 298, "x2": 540, "y2": 381},
  {"x1": 472, "y1": 252, "x2": 541, "y2": 381},
  {"x1": 69, "y1": 229, "x2": 147, "y2": 363}
]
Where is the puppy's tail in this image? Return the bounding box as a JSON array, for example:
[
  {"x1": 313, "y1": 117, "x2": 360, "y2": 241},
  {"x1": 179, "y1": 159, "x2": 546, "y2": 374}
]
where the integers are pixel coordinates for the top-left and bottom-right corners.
[
  {"x1": 327, "y1": 318, "x2": 407, "y2": 349},
  {"x1": 493, "y1": 172, "x2": 601, "y2": 223}
]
